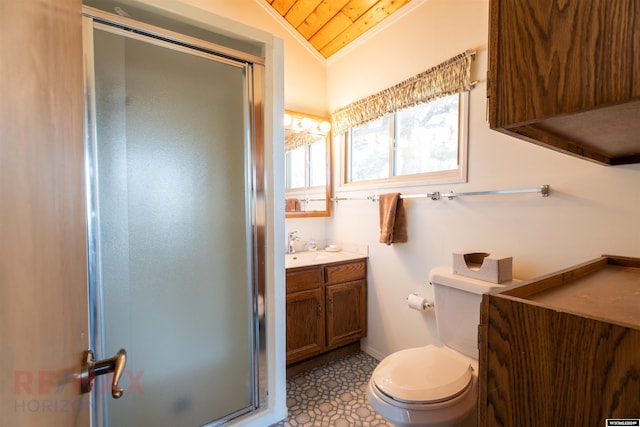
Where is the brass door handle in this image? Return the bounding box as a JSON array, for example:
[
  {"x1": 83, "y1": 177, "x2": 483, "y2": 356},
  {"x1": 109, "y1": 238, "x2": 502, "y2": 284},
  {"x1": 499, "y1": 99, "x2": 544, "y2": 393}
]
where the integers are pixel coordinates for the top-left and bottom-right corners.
[{"x1": 80, "y1": 349, "x2": 127, "y2": 398}]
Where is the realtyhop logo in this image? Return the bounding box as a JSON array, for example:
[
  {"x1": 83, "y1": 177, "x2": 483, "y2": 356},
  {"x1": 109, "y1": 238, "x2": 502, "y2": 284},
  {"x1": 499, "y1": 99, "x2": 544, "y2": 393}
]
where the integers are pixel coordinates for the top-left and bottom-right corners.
[{"x1": 13, "y1": 369, "x2": 144, "y2": 413}]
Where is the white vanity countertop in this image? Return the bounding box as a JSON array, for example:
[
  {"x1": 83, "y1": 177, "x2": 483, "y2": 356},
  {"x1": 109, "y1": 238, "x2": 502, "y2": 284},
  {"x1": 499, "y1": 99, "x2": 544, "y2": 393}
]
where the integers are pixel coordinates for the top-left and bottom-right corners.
[{"x1": 285, "y1": 249, "x2": 367, "y2": 269}]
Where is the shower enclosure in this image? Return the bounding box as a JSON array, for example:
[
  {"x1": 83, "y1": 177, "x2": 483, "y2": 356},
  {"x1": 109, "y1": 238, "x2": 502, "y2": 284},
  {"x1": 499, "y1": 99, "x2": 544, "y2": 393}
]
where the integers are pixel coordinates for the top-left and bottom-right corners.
[{"x1": 82, "y1": 4, "x2": 266, "y2": 426}]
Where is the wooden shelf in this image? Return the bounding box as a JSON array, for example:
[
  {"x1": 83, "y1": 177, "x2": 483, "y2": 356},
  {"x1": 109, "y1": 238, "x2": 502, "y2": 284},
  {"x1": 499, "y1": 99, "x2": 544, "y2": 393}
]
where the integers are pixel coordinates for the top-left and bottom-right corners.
[{"x1": 500, "y1": 255, "x2": 640, "y2": 328}]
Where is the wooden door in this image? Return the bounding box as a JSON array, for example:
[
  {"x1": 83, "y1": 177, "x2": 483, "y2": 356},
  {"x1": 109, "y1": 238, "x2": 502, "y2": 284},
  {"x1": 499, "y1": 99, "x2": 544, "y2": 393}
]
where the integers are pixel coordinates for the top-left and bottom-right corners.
[
  {"x1": 326, "y1": 280, "x2": 367, "y2": 348},
  {"x1": 286, "y1": 289, "x2": 325, "y2": 364},
  {"x1": 0, "y1": 1, "x2": 89, "y2": 426}
]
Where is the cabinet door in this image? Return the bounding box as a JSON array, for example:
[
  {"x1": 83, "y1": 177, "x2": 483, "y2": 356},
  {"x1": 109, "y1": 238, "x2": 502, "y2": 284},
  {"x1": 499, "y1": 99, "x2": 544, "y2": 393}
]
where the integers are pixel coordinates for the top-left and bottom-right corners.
[
  {"x1": 480, "y1": 293, "x2": 640, "y2": 426},
  {"x1": 488, "y1": 0, "x2": 640, "y2": 165},
  {"x1": 286, "y1": 289, "x2": 325, "y2": 364},
  {"x1": 326, "y1": 280, "x2": 367, "y2": 348},
  {"x1": 489, "y1": 0, "x2": 639, "y2": 127}
]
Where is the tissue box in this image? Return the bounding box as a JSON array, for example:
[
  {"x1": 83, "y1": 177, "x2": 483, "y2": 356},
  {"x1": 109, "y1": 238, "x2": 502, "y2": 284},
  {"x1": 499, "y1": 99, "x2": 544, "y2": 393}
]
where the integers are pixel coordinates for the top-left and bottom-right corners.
[{"x1": 453, "y1": 252, "x2": 513, "y2": 283}]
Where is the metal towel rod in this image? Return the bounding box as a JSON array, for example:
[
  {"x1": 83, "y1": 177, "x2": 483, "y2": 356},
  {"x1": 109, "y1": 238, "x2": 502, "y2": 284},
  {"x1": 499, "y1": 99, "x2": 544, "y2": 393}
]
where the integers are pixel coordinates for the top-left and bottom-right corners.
[{"x1": 331, "y1": 185, "x2": 550, "y2": 202}]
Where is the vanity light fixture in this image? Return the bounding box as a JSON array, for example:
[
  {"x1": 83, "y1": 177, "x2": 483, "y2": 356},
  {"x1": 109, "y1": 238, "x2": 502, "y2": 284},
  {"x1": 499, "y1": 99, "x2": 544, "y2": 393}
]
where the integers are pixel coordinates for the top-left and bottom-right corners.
[
  {"x1": 319, "y1": 121, "x2": 331, "y2": 134},
  {"x1": 300, "y1": 117, "x2": 312, "y2": 130},
  {"x1": 284, "y1": 112, "x2": 331, "y2": 136},
  {"x1": 283, "y1": 113, "x2": 293, "y2": 127}
]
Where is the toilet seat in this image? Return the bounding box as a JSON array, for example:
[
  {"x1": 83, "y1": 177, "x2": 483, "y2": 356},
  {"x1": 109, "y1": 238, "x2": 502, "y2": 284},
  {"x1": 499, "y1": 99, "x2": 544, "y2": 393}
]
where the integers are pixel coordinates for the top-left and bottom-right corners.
[{"x1": 372, "y1": 345, "x2": 472, "y2": 404}]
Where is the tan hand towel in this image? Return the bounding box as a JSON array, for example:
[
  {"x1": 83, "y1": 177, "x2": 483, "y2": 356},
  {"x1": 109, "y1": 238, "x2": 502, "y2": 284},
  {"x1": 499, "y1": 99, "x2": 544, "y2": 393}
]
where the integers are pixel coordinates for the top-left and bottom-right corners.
[
  {"x1": 285, "y1": 198, "x2": 300, "y2": 211},
  {"x1": 378, "y1": 193, "x2": 408, "y2": 245}
]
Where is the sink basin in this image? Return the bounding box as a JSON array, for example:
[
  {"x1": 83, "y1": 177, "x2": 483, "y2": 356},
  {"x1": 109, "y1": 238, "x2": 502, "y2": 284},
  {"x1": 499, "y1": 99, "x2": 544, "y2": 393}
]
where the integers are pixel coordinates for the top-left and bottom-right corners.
[
  {"x1": 285, "y1": 249, "x2": 367, "y2": 269},
  {"x1": 285, "y1": 251, "x2": 335, "y2": 268}
]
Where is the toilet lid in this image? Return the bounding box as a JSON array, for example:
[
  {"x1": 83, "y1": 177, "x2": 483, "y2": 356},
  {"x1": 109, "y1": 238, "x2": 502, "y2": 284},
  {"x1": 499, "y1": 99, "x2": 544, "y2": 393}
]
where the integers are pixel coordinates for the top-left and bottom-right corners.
[{"x1": 372, "y1": 345, "x2": 472, "y2": 403}]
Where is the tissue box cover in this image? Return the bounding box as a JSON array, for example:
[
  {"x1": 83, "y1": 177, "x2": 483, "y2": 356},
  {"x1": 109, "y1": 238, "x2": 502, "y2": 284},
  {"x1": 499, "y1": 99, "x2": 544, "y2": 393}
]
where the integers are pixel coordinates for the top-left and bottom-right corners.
[{"x1": 453, "y1": 252, "x2": 513, "y2": 283}]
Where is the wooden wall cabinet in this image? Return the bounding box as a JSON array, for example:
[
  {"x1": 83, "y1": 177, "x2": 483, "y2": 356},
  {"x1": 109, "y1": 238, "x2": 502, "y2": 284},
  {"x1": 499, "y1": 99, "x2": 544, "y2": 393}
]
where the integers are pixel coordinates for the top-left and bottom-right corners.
[
  {"x1": 286, "y1": 259, "x2": 367, "y2": 367},
  {"x1": 488, "y1": 0, "x2": 640, "y2": 165},
  {"x1": 479, "y1": 256, "x2": 640, "y2": 426}
]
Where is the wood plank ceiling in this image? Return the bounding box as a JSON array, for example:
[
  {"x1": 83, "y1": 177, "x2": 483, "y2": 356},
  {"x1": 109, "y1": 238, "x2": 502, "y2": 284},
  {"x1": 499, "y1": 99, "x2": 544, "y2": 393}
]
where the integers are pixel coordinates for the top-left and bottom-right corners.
[{"x1": 265, "y1": 0, "x2": 413, "y2": 58}]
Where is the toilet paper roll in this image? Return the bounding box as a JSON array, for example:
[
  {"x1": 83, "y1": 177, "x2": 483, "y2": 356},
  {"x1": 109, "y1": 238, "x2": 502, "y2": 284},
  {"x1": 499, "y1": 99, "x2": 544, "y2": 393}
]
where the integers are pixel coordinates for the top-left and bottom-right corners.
[{"x1": 407, "y1": 294, "x2": 427, "y2": 311}]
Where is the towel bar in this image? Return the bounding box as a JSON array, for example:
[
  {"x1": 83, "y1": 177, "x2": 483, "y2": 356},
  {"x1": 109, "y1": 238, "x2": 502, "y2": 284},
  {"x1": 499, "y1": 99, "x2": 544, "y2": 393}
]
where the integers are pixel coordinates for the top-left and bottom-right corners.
[{"x1": 331, "y1": 185, "x2": 550, "y2": 202}]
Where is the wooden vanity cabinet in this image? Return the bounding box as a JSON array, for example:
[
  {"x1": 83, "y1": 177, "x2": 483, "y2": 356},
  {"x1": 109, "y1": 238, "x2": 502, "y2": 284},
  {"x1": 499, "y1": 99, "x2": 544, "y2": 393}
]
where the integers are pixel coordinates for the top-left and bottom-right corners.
[
  {"x1": 285, "y1": 267, "x2": 325, "y2": 364},
  {"x1": 488, "y1": 0, "x2": 640, "y2": 165},
  {"x1": 478, "y1": 256, "x2": 640, "y2": 426},
  {"x1": 286, "y1": 259, "x2": 367, "y2": 367},
  {"x1": 325, "y1": 261, "x2": 367, "y2": 349}
]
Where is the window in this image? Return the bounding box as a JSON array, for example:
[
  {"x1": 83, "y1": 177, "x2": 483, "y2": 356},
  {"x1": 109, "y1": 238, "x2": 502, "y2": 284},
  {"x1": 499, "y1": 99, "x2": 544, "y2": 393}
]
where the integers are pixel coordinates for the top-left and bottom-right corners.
[
  {"x1": 285, "y1": 138, "x2": 326, "y2": 190},
  {"x1": 343, "y1": 92, "x2": 468, "y2": 185},
  {"x1": 332, "y1": 50, "x2": 475, "y2": 187},
  {"x1": 285, "y1": 145, "x2": 306, "y2": 189}
]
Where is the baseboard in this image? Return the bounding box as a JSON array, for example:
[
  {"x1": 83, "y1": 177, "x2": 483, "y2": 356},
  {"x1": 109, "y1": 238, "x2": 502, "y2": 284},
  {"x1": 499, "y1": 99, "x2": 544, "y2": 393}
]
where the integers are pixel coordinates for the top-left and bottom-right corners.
[
  {"x1": 286, "y1": 342, "x2": 361, "y2": 377},
  {"x1": 360, "y1": 344, "x2": 386, "y2": 362}
]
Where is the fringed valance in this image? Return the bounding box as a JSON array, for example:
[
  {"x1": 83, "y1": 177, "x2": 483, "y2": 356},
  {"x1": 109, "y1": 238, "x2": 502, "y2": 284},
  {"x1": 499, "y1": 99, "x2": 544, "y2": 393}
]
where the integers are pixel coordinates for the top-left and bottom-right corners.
[
  {"x1": 284, "y1": 129, "x2": 324, "y2": 152},
  {"x1": 331, "y1": 49, "x2": 475, "y2": 134}
]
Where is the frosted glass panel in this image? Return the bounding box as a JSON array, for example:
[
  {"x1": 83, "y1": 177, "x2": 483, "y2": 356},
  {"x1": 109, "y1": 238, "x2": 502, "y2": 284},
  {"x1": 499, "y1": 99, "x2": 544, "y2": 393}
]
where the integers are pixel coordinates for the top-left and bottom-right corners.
[{"x1": 93, "y1": 27, "x2": 254, "y2": 427}]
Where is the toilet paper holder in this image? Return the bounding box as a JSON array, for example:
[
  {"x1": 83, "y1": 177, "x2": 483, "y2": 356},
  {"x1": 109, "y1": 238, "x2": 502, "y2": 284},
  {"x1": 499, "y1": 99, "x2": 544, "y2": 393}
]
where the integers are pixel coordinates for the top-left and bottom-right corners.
[{"x1": 407, "y1": 293, "x2": 434, "y2": 311}]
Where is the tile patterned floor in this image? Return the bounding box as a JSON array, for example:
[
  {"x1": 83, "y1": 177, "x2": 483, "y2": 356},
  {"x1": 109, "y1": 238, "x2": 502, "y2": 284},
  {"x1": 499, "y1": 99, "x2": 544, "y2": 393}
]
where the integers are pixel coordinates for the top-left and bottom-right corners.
[{"x1": 271, "y1": 352, "x2": 394, "y2": 427}]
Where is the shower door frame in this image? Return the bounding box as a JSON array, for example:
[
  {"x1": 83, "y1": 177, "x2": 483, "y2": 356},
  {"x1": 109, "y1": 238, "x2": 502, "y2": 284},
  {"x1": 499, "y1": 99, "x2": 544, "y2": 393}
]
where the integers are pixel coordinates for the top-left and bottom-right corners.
[{"x1": 81, "y1": 6, "x2": 267, "y2": 426}]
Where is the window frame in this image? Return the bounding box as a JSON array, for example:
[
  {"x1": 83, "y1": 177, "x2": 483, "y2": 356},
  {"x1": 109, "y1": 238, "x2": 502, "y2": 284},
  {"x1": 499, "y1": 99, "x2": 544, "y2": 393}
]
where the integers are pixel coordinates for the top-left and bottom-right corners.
[
  {"x1": 339, "y1": 91, "x2": 469, "y2": 191},
  {"x1": 285, "y1": 139, "x2": 327, "y2": 192}
]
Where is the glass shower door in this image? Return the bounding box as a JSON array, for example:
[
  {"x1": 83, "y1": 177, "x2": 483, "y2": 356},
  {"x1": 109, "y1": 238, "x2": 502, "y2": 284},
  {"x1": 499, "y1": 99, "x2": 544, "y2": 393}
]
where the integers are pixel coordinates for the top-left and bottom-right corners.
[{"x1": 84, "y1": 16, "x2": 262, "y2": 427}]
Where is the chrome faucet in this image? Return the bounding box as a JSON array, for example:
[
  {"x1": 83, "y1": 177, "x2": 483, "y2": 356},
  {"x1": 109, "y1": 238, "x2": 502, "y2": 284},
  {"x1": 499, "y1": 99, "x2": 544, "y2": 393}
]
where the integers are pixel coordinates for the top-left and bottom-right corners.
[{"x1": 287, "y1": 231, "x2": 298, "y2": 254}]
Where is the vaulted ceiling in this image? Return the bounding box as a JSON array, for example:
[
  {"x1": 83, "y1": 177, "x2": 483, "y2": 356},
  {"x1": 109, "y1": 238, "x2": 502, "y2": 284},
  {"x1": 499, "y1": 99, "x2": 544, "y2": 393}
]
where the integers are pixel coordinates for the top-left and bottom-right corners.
[{"x1": 264, "y1": 0, "x2": 413, "y2": 58}]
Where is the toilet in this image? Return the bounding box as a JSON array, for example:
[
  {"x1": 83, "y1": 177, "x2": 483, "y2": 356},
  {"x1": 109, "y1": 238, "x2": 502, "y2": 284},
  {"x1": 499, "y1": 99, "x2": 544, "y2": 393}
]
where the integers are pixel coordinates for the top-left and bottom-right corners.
[{"x1": 367, "y1": 266, "x2": 511, "y2": 427}]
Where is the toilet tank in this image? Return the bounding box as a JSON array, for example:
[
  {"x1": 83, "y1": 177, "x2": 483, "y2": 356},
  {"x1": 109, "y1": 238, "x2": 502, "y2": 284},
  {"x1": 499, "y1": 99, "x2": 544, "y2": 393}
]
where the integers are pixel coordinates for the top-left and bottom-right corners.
[{"x1": 429, "y1": 266, "x2": 515, "y2": 359}]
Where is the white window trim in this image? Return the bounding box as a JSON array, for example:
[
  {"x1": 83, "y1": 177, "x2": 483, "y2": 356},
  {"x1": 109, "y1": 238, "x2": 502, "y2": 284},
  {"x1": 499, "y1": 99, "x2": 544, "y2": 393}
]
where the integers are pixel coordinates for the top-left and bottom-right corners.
[{"x1": 337, "y1": 91, "x2": 469, "y2": 193}]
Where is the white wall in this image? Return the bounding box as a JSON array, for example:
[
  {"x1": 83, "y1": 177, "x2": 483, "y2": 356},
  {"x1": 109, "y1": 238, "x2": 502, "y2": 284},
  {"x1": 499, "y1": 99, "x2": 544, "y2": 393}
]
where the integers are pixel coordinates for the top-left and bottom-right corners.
[
  {"x1": 174, "y1": 0, "x2": 329, "y2": 116},
  {"x1": 325, "y1": 0, "x2": 640, "y2": 360}
]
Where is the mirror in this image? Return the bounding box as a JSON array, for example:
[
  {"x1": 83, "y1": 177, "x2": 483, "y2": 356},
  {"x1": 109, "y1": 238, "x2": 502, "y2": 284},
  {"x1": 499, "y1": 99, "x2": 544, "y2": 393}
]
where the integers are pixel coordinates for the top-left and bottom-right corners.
[{"x1": 285, "y1": 110, "x2": 332, "y2": 218}]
